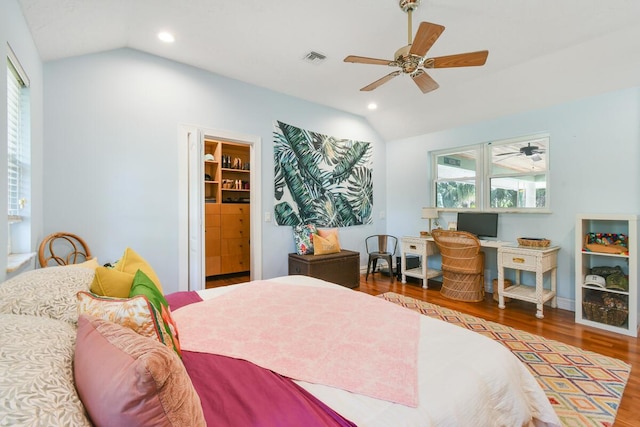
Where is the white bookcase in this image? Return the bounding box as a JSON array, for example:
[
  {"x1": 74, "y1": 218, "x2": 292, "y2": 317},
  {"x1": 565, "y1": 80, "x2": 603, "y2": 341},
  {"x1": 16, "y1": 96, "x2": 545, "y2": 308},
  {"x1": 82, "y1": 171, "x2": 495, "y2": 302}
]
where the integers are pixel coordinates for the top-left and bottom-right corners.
[{"x1": 575, "y1": 214, "x2": 638, "y2": 337}]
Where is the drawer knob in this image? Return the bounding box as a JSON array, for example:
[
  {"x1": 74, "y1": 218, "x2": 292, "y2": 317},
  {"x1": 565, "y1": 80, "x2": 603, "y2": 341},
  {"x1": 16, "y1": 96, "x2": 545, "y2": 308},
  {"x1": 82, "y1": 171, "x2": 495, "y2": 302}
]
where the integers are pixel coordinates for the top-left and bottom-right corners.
[
  {"x1": 409, "y1": 245, "x2": 417, "y2": 250},
  {"x1": 512, "y1": 257, "x2": 525, "y2": 263}
]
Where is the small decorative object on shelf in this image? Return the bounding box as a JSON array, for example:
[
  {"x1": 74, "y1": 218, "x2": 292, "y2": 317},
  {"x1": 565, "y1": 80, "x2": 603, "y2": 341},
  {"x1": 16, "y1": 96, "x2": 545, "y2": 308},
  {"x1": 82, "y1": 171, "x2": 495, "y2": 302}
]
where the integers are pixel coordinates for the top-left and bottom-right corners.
[
  {"x1": 583, "y1": 233, "x2": 628, "y2": 255},
  {"x1": 517, "y1": 237, "x2": 551, "y2": 247}
]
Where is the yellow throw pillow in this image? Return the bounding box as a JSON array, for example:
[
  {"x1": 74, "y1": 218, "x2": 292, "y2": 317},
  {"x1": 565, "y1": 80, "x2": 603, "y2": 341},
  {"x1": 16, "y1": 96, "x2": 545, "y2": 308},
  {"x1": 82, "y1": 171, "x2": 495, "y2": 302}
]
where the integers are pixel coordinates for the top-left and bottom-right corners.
[
  {"x1": 67, "y1": 257, "x2": 99, "y2": 270},
  {"x1": 115, "y1": 248, "x2": 164, "y2": 293},
  {"x1": 317, "y1": 228, "x2": 341, "y2": 247},
  {"x1": 90, "y1": 266, "x2": 135, "y2": 298},
  {"x1": 313, "y1": 233, "x2": 341, "y2": 255}
]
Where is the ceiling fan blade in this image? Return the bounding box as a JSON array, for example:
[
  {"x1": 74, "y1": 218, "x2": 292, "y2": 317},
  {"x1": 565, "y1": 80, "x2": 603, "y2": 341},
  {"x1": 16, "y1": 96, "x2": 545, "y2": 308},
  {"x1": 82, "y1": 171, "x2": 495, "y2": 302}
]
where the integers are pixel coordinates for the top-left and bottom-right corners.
[
  {"x1": 429, "y1": 50, "x2": 489, "y2": 68},
  {"x1": 411, "y1": 70, "x2": 439, "y2": 94},
  {"x1": 360, "y1": 71, "x2": 401, "y2": 92},
  {"x1": 495, "y1": 151, "x2": 521, "y2": 156},
  {"x1": 409, "y1": 22, "x2": 445, "y2": 57},
  {"x1": 344, "y1": 55, "x2": 394, "y2": 66}
]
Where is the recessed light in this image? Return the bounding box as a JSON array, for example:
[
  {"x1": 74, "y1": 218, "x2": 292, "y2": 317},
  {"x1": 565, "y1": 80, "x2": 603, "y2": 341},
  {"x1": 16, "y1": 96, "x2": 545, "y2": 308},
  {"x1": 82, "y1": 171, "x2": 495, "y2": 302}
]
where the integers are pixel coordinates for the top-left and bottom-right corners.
[
  {"x1": 367, "y1": 103, "x2": 378, "y2": 110},
  {"x1": 158, "y1": 31, "x2": 175, "y2": 43}
]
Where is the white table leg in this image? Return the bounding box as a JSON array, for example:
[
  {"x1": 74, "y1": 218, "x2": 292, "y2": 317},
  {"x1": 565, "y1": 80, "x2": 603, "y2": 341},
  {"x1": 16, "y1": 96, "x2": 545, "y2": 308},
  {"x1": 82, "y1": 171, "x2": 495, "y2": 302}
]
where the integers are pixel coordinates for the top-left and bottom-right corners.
[
  {"x1": 401, "y1": 253, "x2": 407, "y2": 284},
  {"x1": 535, "y1": 270, "x2": 544, "y2": 319},
  {"x1": 551, "y1": 267, "x2": 557, "y2": 308},
  {"x1": 498, "y1": 264, "x2": 505, "y2": 310}
]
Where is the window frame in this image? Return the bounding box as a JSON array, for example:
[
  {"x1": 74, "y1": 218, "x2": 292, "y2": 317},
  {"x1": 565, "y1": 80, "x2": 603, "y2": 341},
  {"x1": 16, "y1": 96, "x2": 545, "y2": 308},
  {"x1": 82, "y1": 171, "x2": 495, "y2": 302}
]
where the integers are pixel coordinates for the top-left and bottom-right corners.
[{"x1": 431, "y1": 133, "x2": 551, "y2": 213}]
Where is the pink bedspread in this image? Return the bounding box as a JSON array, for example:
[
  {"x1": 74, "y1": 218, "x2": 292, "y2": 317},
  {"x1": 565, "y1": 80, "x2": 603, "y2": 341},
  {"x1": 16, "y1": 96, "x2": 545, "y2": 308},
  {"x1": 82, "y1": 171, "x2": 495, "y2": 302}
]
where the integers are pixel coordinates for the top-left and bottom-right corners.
[
  {"x1": 172, "y1": 281, "x2": 421, "y2": 406},
  {"x1": 167, "y1": 291, "x2": 356, "y2": 426}
]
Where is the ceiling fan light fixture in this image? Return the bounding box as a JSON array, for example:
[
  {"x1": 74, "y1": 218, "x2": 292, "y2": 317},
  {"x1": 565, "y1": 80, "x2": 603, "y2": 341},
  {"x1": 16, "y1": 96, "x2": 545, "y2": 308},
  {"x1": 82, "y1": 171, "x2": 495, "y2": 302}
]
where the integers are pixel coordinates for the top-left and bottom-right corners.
[{"x1": 399, "y1": 0, "x2": 421, "y2": 13}]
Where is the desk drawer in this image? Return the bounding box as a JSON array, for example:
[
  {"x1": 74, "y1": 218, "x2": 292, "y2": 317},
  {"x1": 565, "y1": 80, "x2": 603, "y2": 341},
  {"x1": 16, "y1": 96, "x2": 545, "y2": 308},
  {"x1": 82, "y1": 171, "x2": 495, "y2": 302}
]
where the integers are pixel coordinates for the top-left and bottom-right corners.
[{"x1": 501, "y1": 252, "x2": 537, "y2": 269}]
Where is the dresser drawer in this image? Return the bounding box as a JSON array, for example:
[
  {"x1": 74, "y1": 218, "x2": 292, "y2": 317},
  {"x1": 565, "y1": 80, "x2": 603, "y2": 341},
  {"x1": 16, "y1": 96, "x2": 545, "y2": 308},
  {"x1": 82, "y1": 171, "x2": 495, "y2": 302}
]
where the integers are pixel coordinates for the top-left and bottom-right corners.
[
  {"x1": 221, "y1": 203, "x2": 249, "y2": 215},
  {"x1": 501, "y1": 252, "x2": 537, "y2": 269}
]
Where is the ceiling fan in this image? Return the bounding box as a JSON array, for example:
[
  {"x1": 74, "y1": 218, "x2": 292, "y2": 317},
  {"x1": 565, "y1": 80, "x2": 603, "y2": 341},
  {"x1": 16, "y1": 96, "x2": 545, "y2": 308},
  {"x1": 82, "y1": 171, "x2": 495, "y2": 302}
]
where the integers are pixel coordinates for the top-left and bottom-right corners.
[
  {"x1": 344, "y1": 0, "x2": 488, "y2": 94},
  {"x1": 495, "y1": 143, "x2": 546, "y2": 162}
]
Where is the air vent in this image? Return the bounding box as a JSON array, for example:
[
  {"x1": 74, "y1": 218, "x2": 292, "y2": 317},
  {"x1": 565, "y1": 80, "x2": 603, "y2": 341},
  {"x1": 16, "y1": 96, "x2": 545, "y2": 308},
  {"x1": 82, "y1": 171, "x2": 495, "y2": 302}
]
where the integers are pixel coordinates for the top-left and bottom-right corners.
[{"x1": 303, "y1": 51, "x2": 327, "y2": 64}]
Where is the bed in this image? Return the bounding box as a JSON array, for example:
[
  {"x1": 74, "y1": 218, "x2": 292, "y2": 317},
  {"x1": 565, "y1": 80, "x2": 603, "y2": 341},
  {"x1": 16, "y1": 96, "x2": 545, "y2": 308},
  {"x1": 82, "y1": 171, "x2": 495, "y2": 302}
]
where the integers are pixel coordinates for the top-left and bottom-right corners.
[
  {"x1": 172, "y1": 275, "x2": 561, "y2": 427},
  {"x1": 0, "y1": 266, "x2": 561, "y2": 426}
]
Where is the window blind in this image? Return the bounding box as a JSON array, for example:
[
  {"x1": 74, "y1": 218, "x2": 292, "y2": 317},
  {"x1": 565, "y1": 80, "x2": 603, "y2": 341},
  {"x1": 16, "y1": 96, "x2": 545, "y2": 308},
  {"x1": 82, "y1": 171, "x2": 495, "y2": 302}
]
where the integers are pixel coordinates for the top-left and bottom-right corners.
[{"x1": 7, "y1": 57, "x2": 26, "y2": 220}]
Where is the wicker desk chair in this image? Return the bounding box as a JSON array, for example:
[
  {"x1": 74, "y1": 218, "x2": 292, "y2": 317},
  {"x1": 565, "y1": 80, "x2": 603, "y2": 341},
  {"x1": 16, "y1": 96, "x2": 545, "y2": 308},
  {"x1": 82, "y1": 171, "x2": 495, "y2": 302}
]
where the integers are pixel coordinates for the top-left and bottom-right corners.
[
  {"x1": 365, "y1": 234, "x2": 398, "y2": 282},
  {"x1": 38, "y1": 232, "x2": 92, "y2": 267},
  {"x1": 431, "y1": 229, "x2": 485, "y2": 302}
]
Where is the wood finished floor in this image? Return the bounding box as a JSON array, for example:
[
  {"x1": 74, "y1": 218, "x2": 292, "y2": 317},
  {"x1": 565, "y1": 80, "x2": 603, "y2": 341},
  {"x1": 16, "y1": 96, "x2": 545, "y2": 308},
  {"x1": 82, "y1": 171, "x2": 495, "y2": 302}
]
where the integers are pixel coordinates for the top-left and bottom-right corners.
[{"x1": 206, "y1": 272, "x2": 639, "y2": 427}]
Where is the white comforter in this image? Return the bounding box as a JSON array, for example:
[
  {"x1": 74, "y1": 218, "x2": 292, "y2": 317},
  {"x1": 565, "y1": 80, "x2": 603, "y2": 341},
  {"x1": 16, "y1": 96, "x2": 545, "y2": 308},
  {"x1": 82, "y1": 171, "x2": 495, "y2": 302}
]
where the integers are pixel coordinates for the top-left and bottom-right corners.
[{"x1": 197, "y1": 275, "x2": 561, "y2": 427}]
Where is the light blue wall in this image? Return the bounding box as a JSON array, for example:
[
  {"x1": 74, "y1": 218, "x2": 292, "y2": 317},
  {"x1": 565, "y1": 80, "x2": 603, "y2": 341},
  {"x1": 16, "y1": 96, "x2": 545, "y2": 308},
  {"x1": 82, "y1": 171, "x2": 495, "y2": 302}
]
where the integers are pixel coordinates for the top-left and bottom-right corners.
[
  {"x1": 0, "y1": 0, "x2": 44, "y2": 281},
  {"x1": 387, "y1": 87, "x2": 640, "y2": 303},
  {"x1": 43, "y1": 48, "x2": 386, "y2": 292}
]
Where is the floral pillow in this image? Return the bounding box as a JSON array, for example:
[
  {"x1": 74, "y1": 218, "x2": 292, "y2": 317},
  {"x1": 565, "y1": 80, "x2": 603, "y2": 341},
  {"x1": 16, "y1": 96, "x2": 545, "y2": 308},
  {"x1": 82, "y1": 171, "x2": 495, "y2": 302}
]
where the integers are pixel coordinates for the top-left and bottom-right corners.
[
  {"x1": 76, "y1": 291, "x2": 171, "y2": 348},
  {"x1": 292, "y1": 224, "x2": 317, "y2": 255}
]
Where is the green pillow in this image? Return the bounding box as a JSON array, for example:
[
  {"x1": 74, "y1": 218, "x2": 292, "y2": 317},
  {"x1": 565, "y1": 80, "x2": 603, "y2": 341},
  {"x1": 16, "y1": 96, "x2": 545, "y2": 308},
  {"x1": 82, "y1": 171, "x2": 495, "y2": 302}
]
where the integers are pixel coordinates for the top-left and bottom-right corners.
[{"x1": 129, "y1": 270, "x2": 181, "y2": 356}]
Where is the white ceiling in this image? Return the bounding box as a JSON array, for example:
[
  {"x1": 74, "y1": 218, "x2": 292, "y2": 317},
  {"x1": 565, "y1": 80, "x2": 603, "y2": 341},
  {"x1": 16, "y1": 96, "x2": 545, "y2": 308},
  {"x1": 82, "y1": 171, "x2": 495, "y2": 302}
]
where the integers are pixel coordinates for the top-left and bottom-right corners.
[{"x1": 17, "y1": 0, "x2": 640, "y2": 141}]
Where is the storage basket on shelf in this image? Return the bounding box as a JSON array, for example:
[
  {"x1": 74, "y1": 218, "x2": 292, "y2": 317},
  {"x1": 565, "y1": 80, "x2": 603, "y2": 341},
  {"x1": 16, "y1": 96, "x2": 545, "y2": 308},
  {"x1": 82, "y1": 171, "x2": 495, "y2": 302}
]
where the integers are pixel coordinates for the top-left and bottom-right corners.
[
  {"x1": 583, "y1": 233, "x2": 628, "y2": 255},
  {"x1": 517, "y1": 237, "x2": 551, "y2": 247},
  {"x1": 582, "y1": 292, "x2": 629, "y2": 327}
]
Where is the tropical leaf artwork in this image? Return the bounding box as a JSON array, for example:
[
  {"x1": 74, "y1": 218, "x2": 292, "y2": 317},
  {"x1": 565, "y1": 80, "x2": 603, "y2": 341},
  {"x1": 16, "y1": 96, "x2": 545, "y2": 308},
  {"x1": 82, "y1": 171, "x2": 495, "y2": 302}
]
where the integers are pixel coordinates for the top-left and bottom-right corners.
[{"x1": 273, "y1": 121, "x2": 373, "y2": 227}]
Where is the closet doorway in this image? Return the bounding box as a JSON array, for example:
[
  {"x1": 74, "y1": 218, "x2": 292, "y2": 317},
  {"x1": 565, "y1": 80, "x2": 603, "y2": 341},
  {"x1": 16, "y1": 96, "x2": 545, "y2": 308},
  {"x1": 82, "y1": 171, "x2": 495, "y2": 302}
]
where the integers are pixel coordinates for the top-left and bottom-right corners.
[{"x1": 179, "y1": 125, "x2": 262, "y2": 292}]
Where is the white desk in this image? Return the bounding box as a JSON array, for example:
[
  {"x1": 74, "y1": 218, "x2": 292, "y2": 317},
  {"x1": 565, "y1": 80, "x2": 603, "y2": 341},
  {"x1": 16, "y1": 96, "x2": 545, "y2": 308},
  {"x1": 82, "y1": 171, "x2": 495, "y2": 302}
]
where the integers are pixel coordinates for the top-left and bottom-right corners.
[
  {"x1": 497, "y1": 245, "x2": 560, "y2": 319},
  {"x1": 400, "y1": 236, "x2": 512, "y2": 288}
]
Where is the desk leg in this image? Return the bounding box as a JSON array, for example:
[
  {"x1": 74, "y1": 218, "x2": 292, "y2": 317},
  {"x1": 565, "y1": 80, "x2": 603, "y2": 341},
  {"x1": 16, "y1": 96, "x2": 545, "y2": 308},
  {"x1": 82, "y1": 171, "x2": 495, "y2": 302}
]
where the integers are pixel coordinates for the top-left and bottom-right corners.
[
  {"x1": 551, "y1": 267, "x2": 557, "y2": 309},
  {"x1": 535, "y1": 270, "x2": 544, "y2": 319},
  {"x1": 401, "y1": 253, "x2": 407, "y2": 284},
  {"x1": 498, "y1": 264, "x2": 505, "y2": 309},
  {"x1": 421, "y1": 255, "x2": 428, "y2": 289}
]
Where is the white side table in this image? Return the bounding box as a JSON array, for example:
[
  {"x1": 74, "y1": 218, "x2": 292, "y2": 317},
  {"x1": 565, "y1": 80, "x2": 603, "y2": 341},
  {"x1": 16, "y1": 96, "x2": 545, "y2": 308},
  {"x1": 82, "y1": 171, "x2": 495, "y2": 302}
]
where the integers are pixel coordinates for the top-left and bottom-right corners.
[
  {"x1": 400, "y1": 236, "x2": 441, "y2": 288},
  {"x1": 498, "y1": 245, "x2": 560, "y2": 319}
]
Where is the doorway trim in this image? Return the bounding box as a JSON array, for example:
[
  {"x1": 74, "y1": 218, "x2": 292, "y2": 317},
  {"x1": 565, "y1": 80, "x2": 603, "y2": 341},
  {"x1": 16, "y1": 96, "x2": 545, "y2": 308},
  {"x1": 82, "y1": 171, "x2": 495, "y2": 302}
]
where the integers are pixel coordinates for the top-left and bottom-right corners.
[{"x1": 178, "y1": 124, "x2": 262, "y2": 291}]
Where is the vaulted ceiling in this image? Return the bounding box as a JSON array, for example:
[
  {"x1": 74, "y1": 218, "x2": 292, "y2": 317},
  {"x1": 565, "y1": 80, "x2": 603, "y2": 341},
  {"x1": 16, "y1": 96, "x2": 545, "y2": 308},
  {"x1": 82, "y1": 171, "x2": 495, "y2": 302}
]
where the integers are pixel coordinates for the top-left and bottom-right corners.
[{"x1": 17, "y1": 0, "x2": 640, "y2": 140}]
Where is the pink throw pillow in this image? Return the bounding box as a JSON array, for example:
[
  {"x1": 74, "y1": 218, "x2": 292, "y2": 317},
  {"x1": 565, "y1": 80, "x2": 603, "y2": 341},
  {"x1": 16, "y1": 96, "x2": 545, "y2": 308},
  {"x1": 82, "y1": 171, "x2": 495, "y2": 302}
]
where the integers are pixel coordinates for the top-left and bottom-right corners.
[{"x1": 74, "y1": 314, "x2": 204, "y2": 426}]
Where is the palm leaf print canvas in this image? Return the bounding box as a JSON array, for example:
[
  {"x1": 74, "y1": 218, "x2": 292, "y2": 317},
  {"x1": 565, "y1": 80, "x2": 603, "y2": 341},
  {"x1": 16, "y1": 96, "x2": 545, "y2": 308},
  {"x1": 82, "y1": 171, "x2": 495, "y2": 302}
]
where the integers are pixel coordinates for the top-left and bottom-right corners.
[{"x1": 273, "y1": 121, "x2": 373, "y2": 227}]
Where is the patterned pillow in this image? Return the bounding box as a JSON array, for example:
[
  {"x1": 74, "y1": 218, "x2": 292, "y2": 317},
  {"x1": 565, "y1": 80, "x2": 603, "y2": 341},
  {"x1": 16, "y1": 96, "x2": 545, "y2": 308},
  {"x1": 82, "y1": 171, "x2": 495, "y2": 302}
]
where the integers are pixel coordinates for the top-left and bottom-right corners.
[
  {"x1": 293, "y1": 224, "x2": 318, "y2": 255},
  {"x1": 76, "y1": 291, "x2": 173, "y2": 349},
  {"x1": 0, "y1": 314, "x2": 91, "y2": 426},
  {"x1": 74, "y1": 314, "x2": 204, "y2": 427},
  {"x1": 129, "y1": 270, "x2": 181, "y2": 356},
  {"x1": 0, "y1": 266, "x2": 94, "y2": 324}
]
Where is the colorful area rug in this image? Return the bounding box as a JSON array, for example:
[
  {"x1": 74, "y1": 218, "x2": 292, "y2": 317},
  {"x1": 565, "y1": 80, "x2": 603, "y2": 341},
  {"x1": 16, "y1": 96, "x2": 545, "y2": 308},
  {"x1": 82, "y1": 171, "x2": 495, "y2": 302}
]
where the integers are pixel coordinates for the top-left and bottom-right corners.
[{"x1": 379, "y1": 292, "x2": 631, "y2": 427}]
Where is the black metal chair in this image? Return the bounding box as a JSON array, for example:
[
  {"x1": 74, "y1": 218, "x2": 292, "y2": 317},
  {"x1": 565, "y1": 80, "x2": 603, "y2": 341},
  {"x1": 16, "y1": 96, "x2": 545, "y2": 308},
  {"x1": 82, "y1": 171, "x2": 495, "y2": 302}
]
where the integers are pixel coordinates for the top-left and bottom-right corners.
[{"x1": 365, "y1": 235, "x2": 398, "y2": 282}]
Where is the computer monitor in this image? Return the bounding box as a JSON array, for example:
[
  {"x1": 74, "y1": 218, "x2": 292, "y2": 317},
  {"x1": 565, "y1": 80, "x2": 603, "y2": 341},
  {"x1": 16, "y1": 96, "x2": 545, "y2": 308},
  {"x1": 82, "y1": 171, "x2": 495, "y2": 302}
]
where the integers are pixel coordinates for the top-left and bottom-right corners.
[{"x1": 456, "y1": 212, "x2": 499, "y2": 238}]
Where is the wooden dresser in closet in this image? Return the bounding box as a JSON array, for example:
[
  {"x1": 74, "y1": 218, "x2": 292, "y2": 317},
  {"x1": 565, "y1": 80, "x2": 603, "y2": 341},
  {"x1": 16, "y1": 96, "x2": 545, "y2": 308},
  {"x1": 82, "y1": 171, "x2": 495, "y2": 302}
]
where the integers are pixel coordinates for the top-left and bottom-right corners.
[
  {"x1": 205, "y1": 203, "x2": 221, "y2": 276},
  {"x1": 220, "y1": 203, "x2": 250, "y2": 274}
]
